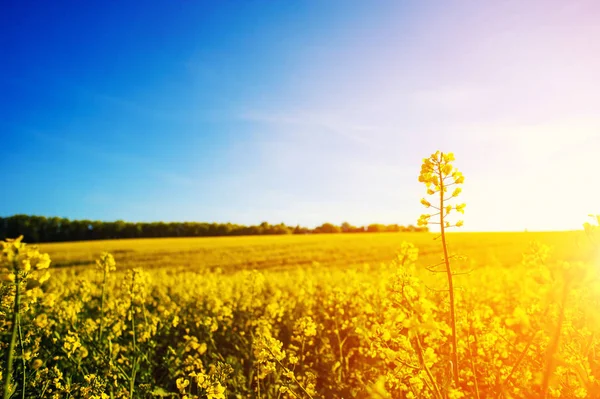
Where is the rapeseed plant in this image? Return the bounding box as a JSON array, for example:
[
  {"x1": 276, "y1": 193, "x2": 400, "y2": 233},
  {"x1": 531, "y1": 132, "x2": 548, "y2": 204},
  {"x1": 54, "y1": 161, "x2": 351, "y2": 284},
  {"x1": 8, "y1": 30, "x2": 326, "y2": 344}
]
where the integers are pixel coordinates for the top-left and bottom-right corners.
[
  {"x1": 1, "y1": 236, "x2": 50, "y2": 399},
  {"x1": 96, "y1": 252, "x2": 115, "y2": 345},
  {"x1": 418, "y1": 151, "x2": 465, "y2": 388}
]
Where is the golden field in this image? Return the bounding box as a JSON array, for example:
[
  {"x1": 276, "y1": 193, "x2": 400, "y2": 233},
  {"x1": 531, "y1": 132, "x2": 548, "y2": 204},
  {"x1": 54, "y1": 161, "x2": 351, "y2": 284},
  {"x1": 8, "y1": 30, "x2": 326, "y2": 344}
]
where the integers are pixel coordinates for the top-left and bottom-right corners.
[
  {"x1": 38, "y1": 231, "x2": 590, "y2": 274},
  {"x1": 1, "y1": 228, "x2": 600, "y2": 398}
]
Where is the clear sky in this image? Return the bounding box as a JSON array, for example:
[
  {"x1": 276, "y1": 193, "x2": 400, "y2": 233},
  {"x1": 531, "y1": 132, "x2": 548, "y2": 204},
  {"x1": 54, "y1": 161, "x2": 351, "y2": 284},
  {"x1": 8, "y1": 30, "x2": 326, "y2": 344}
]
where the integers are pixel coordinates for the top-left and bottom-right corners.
[{"x1": 2, "y1": 0, "x2": 599, "y2": 231}]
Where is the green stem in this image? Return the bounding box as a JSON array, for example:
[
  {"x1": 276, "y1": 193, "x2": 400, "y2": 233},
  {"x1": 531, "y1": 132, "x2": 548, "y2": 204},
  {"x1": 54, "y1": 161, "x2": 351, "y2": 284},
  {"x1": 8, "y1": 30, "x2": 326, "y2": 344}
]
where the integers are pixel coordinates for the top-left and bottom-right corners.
[
  {"x1": 129, "y1": 272, "x2": 137, "y2": 398},
  {"x1": 265, "y1": 346, "x2": 314, "y2": 399},
  {"x1": 541, "y1": 283, "x2": 569, "y2": 398},
  {"x1": 333, "y1": 319, "x2": 345, "y2": 383},
  {"x1": 438, "y1": 158, "x2": 460, "y2": 387},
  {"x1": 500, "y1": 330, "x2": 539, "y2": 396},
  {"x1": 466, "y1": 318, "x2": 480, "y2": 399},
  {"x1": 17, "y1": 319, "x2": 26, "y2": 399},
  {"x1": 98, "y1": 269, "x2": 107, "y2": 344},
  {"x1": 3, "y1": 268, "x2": 21, "y2": 399},
  {"x1": 414, "y1": 332, "x2": 444, "y2": 399}
]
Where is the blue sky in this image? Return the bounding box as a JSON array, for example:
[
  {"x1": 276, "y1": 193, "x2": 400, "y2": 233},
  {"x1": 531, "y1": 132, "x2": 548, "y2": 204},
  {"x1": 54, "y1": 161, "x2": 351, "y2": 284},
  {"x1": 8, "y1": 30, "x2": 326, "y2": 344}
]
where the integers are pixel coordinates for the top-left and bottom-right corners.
[{"x1": 2, "y1": 1, "x2": 599, "y2": 231}]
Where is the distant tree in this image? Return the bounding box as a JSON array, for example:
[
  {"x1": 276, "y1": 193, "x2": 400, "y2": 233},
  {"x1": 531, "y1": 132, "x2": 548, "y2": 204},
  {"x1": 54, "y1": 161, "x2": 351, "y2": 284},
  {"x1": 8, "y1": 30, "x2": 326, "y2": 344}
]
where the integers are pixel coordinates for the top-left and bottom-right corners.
[
  {"x1": 113, "y1": 220, "x2": 126, "y2": 239},
  {"x1": 271, "y1": 223, "x2": 292, "y2": 235},
  {"x1": 367, "y1": 224, "x2": 386, "y2": 233},
  {"x1": 314, "y1": 223, "x2": 341, "y2": 234},
  {"x1": 386, "y1": 224, "x2": 400, "y2": 232},
  {"x1": 293, "y1": 225, "x2": 310, "y2": 235},
  {"x1": 340, "y1": 221, "x2": 356, "y2": 233},
  {"x1": 0, "y1": 215, "x2": 429, "y2": 242}
]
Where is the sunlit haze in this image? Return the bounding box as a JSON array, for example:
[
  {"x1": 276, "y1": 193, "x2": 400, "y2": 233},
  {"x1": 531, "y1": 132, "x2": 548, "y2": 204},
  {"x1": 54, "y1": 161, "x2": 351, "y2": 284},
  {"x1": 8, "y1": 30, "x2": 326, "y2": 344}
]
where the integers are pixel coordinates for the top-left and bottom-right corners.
[{"x1": 2, "y1": 1, "x2": 598, "y2": 231}]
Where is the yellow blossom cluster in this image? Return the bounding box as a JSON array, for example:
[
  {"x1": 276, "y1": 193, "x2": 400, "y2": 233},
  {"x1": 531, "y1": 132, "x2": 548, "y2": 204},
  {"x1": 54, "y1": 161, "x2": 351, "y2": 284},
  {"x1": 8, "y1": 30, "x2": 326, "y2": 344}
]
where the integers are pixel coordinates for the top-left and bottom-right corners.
[
  {"x1": 417, "y1": 151, "x2": 466, "y2": 228},
  {"x1": 1, "y1": 235, "x2": 51, "y2": 284}
]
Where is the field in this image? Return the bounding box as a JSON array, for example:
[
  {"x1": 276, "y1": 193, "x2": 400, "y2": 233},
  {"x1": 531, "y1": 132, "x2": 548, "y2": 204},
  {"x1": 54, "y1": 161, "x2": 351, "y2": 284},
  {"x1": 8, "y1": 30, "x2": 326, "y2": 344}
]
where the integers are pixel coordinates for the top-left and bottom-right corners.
[
  {"x1": 37, "y1": 231, "x2": 589, "y2": 273},
  {"x1": 2, "y1": 228, "x2": 600, "y2": 398}
]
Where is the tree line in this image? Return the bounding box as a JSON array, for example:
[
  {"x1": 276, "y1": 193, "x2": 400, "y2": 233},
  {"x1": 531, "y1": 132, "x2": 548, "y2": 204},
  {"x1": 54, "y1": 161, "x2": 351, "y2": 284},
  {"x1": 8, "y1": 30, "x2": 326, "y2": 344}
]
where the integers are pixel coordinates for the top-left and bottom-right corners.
[{"x1": 0, "y1": 215, "x2": 429, "y2": 243}]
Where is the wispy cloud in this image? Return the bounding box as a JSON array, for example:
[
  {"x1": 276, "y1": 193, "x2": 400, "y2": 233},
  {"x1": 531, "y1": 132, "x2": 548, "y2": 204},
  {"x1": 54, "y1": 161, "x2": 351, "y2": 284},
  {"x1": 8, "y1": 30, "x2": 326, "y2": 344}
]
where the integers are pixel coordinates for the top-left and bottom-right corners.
[
  {"x1": 239, "y1": 109, "x2": 380, "y2": 147},
  {"x1": 412, "y1": 86, "x2": 485, "y2": 111}
]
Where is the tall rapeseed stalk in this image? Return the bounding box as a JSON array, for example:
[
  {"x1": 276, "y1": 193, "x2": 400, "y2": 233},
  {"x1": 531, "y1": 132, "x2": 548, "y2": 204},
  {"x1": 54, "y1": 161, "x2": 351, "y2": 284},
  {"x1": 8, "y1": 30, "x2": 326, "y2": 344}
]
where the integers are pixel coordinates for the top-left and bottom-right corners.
[{"x1": 418, "y1": 151, "x2": 465, "y2": 388}]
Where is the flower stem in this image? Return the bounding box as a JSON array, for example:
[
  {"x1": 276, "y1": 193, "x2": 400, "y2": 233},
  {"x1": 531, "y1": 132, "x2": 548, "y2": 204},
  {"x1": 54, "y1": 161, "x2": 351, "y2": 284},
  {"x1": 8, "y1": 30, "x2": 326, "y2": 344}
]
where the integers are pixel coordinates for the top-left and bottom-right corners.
[
  {"x1": 98, "y1": 269, "x2": 107, "y2": 344},
  {"x1": 129, "y1": 271, "x2": 138, "y2": 398},
  {"x1": 3, "y1": 267, "x2": 21, "y2": 399},
  {"x1": 414, "y1": 332, "x2": 444, "y2": 399},
  {"x1": 541, "y1": 282, "x2": 569, "y2": 398},
  {"x1": 18, "y1": 319, "x2": 26, "y2": 399},
  {"x1": 438, "y1": 158, "x2": 459, "y2": 387},
  {"x1": 265, "y1": 345, "x2": 314, "y2": 399}
]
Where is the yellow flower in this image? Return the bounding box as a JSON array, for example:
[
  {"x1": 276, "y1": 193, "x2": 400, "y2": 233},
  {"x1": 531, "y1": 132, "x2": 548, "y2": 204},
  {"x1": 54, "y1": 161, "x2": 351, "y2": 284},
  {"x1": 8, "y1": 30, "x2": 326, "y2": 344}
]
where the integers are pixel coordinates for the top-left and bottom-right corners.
[
  {"x1": 417, "y1": 214, "x2": 430, "y2": 227},
  {"x1": 294, "y1": 316, "x2": 317, "y2": 338},
  {"x1": 96, "y1": 252, "x2": 116, "y2": 274},
  {"x1": 206, "y1": 383, "x2": 225, "y2": 399},
  {"x1": 176, "y1": 378, "x2": 190, "y2": 392},
  {"x1": 443, "y1": 163, "x2": 453, "y2": 175},
  {"x1": 34, "y1": 313, "x2": 49, "y2": 328},
  {"x1": 31, "y1": 359, "x2": 43, "y2": 370}
]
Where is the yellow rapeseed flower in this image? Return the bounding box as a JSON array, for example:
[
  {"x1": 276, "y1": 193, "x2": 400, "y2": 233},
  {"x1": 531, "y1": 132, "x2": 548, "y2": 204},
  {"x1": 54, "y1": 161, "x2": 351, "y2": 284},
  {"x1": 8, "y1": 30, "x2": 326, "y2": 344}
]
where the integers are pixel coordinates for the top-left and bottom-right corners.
[{"x1": 96, "y1": 252, "x2": 116, "y2": 274}]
